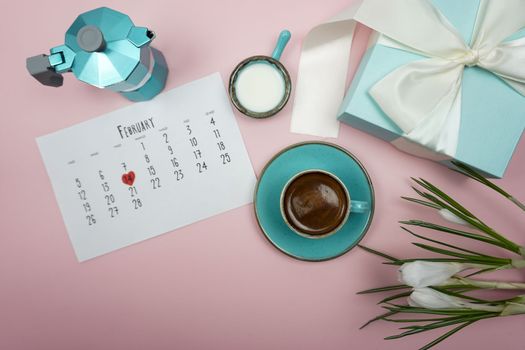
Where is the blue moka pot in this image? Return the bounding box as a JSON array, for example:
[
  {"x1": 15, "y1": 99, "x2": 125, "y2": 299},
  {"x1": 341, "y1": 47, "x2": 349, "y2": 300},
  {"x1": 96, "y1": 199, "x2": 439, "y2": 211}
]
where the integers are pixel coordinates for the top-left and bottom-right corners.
[{"x1": 26, "y1": 7, "x2": 168, "y2": 101}]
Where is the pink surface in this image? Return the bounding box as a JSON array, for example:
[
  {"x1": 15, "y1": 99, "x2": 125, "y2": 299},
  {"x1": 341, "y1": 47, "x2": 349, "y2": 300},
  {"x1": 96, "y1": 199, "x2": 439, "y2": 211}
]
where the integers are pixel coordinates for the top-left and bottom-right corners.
[{"x1": 1, "y1": 0, "x2": 524, "y2": 349}]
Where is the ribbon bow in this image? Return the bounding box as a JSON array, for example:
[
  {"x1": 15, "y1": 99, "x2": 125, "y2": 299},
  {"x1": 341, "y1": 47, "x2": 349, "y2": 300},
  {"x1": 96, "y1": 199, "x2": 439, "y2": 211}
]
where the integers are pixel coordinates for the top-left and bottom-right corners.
[{"x1": 292, "y1": 0, "x2": 525, "y2": 157}]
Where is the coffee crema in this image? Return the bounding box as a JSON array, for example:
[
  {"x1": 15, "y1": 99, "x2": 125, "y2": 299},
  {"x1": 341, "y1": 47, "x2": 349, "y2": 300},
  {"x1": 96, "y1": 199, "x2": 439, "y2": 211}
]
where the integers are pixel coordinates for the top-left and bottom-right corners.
[{"x1": 282, "y1": 171, "x2": 349, "y2": 236}]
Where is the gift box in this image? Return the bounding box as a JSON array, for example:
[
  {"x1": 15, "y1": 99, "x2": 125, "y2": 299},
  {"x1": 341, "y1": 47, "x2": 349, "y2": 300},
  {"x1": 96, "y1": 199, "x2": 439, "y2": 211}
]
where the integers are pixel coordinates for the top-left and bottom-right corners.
[{"x1": 337, "y1": 0, "x2": 525, "y2": 178}]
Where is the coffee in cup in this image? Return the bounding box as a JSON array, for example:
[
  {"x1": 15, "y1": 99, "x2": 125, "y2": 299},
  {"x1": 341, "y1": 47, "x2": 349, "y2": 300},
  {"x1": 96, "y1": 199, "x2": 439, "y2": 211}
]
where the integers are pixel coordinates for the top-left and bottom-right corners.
[{"x1": 280, "y1": 170, "x2": 368, "y2": 238}]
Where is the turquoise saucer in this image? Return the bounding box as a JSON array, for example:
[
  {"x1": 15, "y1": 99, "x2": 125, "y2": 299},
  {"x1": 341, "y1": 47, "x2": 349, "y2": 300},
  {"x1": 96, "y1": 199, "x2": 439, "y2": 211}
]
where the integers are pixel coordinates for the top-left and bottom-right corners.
[{"x1": 254, "y1": 142, "x2": 374, "y2": 261}]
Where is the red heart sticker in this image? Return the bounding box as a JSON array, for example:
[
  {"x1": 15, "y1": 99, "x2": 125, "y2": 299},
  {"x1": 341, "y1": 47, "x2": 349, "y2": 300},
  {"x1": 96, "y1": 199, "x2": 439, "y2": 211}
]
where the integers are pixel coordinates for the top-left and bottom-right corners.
[{"x1": 122, "y1": 171, "x2": 136, "y2": 186}]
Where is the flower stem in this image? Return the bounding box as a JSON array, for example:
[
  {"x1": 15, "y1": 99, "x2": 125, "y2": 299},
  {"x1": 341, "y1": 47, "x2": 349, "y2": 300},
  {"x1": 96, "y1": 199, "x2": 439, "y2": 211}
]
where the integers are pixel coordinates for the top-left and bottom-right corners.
[
  {"x1": 500, "y1": 302, "x2": 525, "y2": 316},
  {"x1": 448, "y1": 277, "x2": 525, "y2": 290},
  {"x1": 511, "y1": 259, "x2": 525, "y2": 268}
]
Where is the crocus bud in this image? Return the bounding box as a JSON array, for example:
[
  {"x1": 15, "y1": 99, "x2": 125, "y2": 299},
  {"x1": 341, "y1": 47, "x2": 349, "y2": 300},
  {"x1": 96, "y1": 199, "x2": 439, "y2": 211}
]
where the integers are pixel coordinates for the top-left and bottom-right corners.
[
  {"x1": 409, "y1": 288, "x2": 465, "y2": 308},
  {"x1": 408, "y1": 288, "x2": 502, "y2": 312},
  {"x1": 439, "y1": 209, "x2": 469, "y2": 226},
  {"x1": 399, "y1": 261, "x2": 466, "y2": 288}
]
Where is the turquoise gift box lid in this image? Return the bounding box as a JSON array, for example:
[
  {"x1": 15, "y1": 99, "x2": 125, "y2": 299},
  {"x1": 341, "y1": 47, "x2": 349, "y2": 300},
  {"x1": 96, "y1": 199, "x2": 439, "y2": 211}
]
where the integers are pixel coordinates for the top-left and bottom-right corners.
[{"x1": 338, "y1": 0, "x2": 525, "y2": 178}]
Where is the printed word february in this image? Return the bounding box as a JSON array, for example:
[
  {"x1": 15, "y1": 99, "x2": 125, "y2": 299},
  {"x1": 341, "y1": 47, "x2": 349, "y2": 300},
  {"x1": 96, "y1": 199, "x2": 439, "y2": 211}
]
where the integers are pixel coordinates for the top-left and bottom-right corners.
[{"x1": 117, "y1": 118, "x2": 155, "y2": 139}]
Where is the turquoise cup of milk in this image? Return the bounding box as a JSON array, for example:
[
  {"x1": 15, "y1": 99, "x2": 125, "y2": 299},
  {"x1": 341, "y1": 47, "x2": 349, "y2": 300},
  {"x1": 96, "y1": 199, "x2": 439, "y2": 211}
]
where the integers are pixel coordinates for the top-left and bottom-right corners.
[{"x1": 229, "y1": 30, "x2": 292, "y2": 118}]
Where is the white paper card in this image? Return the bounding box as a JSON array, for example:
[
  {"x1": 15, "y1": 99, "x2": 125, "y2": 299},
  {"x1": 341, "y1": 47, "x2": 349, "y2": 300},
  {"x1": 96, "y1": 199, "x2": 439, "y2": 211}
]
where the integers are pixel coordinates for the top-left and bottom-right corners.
[{"x1": 37, "y1": 73, "x2": 256, "y2": 262}]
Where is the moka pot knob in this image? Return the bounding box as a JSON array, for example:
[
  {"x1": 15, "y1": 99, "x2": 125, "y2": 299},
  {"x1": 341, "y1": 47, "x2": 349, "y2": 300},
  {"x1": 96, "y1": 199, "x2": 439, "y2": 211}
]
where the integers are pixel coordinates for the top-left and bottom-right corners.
[{"x1": 76, "y1": 25, "x2": 105, "y2": 52}]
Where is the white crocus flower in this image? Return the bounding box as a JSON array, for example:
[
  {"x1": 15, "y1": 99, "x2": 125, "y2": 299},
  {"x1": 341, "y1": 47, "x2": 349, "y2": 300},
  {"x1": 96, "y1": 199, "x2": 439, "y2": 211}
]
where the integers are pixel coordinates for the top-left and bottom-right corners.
[
  {"x1": 399, "y1": 261, "x2": 467, "y2": 288},
  {"x1": 409, "y1": 288, "x2": 465, "y2": 309},
  {"x1": 408, "y1": 288, "x2": 503, "y2": 312},
  {"x1": 439, "y1": 209, "x2": 470, "y2": 226}
]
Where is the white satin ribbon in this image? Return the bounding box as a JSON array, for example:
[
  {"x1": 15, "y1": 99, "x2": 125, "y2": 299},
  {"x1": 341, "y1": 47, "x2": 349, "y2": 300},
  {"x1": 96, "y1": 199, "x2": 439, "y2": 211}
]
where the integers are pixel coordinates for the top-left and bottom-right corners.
[{"x1": 291, "y1": 0, "x2": 525, "y2": 158}]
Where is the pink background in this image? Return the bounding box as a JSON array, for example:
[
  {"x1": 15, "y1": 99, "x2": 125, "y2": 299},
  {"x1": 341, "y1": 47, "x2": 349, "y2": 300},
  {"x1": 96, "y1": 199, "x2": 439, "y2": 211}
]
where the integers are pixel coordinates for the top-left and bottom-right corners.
[{"x1": 1, "y1": 0, "x2": 524, "y2": 349}]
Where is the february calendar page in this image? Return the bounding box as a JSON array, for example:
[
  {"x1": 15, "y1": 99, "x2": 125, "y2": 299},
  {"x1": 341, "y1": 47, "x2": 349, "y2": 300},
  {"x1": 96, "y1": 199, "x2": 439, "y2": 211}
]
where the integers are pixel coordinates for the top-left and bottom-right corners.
[{"x1": 37, "y1": 73, "x2": 257, "y2": 262}]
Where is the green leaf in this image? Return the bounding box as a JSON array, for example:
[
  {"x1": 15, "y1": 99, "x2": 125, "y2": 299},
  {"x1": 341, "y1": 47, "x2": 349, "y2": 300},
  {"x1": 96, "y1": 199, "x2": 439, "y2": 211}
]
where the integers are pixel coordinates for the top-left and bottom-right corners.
[
  {"x1": 378, "y1": 291, "x2": 413, "y2": 304},
  {"x1": 463, "y1": 267, "x2": 496, "y2": 278},
  {"x1": 386, "y1": 258, "x2": 502, "y2": 266},
  {"x1": 357, "y1": 284, "x2": 411, "y2": 295},
  {"x1": 412, "y1": 190, "x2": 520, "y2": 252},
  {"x1": 360, "y1": 310, "x2": 397, "y2": 329},
  {"x1": 510, "y1": 196, "x2": 525, "y2": 212},
  {"x1": 451, "y1": 165, "x2": 504, "y2": 196},
  {"x1": 411, "y1": 242, "x2": 510, "y2": 265},
  {"x1": 418, "y1": 320, "x2": 476, "y2": 350},
  {"x1": 451, "y1": 161, "x2": 491, "y2": 183},
  {"x1": 450, "y1": 161, "x2": 525, "y2": 211},
  {"x1": 386, "y1": 313, "x2": 490, "y2": 339},
  {"x1": 383, "y1": 315, "x2": 464, "y2": 323},
  {"x1": 412, "y1": 242, "x2": 473, "y2": 259},
  {"x1": 406, "y1": 313, "x2": 492, "y2": 332},
  {"x1": 383, "y1": 305, "x2": 489, "y2": 316},
  {"x1": 358, "y1": 245, "x2": 399, "y2": 262},
  {"x1": 385, "y1": 328, "x2": 428, "y2": 340},
  {"x1": 411, "y1": 186, "x2": 433, "y2": 202},
  {"x1": 412, "y1": 177, "x2": 476, "y2": 218},
  {"x1": 399, "y1": 220, "x2": 511, "y2": 251},
  {"x1": 382, "y1": 260, "x2": 405, "y2": 266},
  {"x1": 401, "y1": 196, "x2": 441, "y2": 209},
  {"x1": 439, "y1": 284, "x2": 481, "y2": 291},
  {"x1": 416, "y1": 190, "x2": 477, "y2": 226},
  {"x1": 401, "y1": 226, "x2": 493, "y2": 257}
]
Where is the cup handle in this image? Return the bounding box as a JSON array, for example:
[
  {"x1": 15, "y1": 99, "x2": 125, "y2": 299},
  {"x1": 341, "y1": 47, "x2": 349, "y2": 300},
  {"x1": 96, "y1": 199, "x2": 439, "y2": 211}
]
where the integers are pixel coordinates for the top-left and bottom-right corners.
[{"x1": 350, "y1": 200, "x2": 369, "y2": 214}]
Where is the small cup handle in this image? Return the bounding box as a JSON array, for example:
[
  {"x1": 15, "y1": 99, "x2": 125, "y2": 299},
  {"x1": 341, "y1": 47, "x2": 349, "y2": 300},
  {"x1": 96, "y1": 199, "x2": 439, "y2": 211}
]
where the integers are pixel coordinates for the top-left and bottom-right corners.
[
  {"x1": 351, "y1": 200, "x2": 369, "y2": 214},
  {"x1": 271, "y1": 30, "x2": 291, "y2": 61}
]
